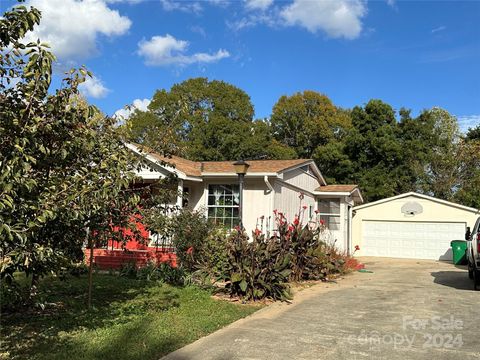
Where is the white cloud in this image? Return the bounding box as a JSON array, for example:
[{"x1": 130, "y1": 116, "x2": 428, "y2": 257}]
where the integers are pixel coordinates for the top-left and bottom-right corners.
[
  {"x1": 137, "y1": 34, "x2": 230, "y2": 66},
  {"x1": 23, "y1": 0, "x2": 131, "y2": 60},
  {"x1": 431, "y1": 26, "x2": 446, "y2": 34},
  {"x1": 227, "y1": 13, "x2": 275, "y2": 31},
  {"x1": 191, "y1": 25, "x2": 207, "y2": 38},
  {"x1": 280, "y1": 0, "x2": 367, "y2": 39},
  {"x1": 386, "y1": 0, "x2": 396, "y2": 7},
  {"x1": 160, "y1": 0, "x2": 202, "y2": 13},
  {"x1": 114, "y1": 98, "x2": 151, "y2": 120},
  {"x1": 245, "y1": 0, "x2": 274, "y2": 11},
  {"x1": 79, "y1": 76, "x2": 110, "y2": 99},
  {"x1": 457, "y1": 115, "x2": 480, "y2": 133}
]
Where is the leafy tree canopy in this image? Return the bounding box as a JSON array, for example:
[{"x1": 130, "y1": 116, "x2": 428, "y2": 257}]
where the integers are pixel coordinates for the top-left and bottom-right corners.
[
  {"x1": 124, "y1": 78, "x2": 294, "y2": 161},
  {"x1": 0, "y1": 4, "x2": 145, "y2": 292},
  {"x1": 270, "y1": 90, "x2": 352, "y2": 158}
]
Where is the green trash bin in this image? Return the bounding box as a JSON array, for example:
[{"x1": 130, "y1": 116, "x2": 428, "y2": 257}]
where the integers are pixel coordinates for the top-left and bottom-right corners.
[{"x1": 450, "y1": 240, "x2": 468, "y2": 265}]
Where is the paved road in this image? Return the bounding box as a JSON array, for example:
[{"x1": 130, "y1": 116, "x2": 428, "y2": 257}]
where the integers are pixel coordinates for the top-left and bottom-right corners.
[{"x1": 163, "y1": 258, "x2": 480, "y2": 360}]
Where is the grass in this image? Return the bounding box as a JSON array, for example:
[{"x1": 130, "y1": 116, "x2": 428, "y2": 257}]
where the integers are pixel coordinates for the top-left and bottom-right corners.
[{"x1": 0, "y1": 274, "x2": 260, "y2": 360}]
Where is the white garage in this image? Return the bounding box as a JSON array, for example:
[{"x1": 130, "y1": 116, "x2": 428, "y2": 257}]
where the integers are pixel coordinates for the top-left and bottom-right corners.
[{"x1": 352, "y1": 192, "x2": 480, "y2": 261}]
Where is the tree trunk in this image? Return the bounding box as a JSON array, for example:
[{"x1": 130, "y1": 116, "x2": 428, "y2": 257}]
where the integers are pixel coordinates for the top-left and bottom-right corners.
[
  {"x1": 30, "y1": 273, "x2": 40, "y2": 299},
  {"x1": 87, "y1": 229, "x2": 94, "y2": 310}
]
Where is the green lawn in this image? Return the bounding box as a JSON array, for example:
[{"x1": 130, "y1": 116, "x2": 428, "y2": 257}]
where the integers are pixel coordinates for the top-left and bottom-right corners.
[{"x1": 0, "y1": 274, "x2": 259, "y2": 360}]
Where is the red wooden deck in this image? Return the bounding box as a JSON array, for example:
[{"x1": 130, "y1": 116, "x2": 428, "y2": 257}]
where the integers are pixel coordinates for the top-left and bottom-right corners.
[{"x1": 84, "y1": 248, "x2": 177, "y2": 270}]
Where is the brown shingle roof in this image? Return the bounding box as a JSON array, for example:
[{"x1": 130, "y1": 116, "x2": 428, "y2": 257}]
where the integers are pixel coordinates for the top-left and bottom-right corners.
[
  {"x1": 315, "y1": 184, "x2": 358, "y2": 193},
  {"x1": 130, "y1": 143, "x2": 311, "y2": 177},
  {"x1": 150, "y1": 154, "x2": 202, "y2": 176},
  {"x1": 201, "y1": 159, "x2": 310, "y2": 174}
]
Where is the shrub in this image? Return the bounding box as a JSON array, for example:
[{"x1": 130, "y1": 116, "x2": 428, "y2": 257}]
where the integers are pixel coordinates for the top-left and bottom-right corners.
[
  {"x1": 120, "y1": 261, "x2": 185, "y2": 285},
  {"x1": 223, "y1": 229, "x2": 291, "y2": 301},
  {"x1": 169, "y1": 209, "x2": 211, "y2": 272},
  {"x1": 136, "y1": 262, "x2": 185, "y2": 285},
  {"x1": 0, "y1": 281, "x2": 29, "y2": 312},
  {"x1": 191, "y1": 227, "x2": 229, "y2": 284},
  {"x1": 119, "y1": 261, "x2": 138, "y2": 279}
]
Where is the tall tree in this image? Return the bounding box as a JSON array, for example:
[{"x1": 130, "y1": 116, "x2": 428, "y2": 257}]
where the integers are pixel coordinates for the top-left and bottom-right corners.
[
  {"x1": 465, "y1": 124, "x2": 480, "y2": 141},
  {"x1": 124, "y1": 78, "x2": 290, "y2": 161},
  {"x1": 343, "y1": 100, "x2": 403, "y2": 201},
  {"x1": 419, "y1": 107, "x2": 462, "y2": 200},
  {"x1": 0, "y1": 4, "x2": 148, "y2": 302},
  {"x1": 270, "y1": 91, "x2": 351, "y2": 158}
]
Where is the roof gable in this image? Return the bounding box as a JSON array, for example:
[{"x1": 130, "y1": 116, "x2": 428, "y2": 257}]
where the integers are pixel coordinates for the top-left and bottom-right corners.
[
  {"x1": 354, "y1": 192, "x2": 480, "y2": 213},
  {"x1": 127, "y1": 143, "x2": 317, "y2": 177}
]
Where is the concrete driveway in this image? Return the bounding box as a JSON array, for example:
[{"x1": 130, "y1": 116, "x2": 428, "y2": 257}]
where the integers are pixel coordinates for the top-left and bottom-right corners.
[{"x1": 163, "y1": 258, "x2": 480, "y2": 360}]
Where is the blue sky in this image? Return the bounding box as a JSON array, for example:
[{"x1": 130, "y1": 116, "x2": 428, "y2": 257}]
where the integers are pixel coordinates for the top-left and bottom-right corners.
[{"x1": 14, "y1": 0, "x2": 480, "y2": 130}]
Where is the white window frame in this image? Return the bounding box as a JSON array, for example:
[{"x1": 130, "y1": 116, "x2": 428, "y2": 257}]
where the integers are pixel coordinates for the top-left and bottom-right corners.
[
  {"x1": 207, "y1": 184, "x2": 240, "y2": 228},
  {"x1": 318, "y1": 198, "x2": 341, "y2": 231}
]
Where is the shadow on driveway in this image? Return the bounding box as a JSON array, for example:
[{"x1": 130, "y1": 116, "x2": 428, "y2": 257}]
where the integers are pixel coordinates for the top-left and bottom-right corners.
[{"x1": 431, "y1": 270, "x2": 474, "y2": 291}]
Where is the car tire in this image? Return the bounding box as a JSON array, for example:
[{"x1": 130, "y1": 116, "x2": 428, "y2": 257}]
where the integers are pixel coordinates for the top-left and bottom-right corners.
[
  {"x1": 474, "y1": 268, "x2": 480, "y2": 291},
  {"x1": 468, "y1": 259, "x2": 474, "y2": 279}
]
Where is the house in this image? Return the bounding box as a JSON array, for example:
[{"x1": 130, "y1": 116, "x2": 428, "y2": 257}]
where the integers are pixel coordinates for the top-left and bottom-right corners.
[
  {"x1": 127, "y1": 143, "x2": 364, "y2": 254},
  {"x1": 352, "y1": 192, "x2": 480, "y2": 260}
]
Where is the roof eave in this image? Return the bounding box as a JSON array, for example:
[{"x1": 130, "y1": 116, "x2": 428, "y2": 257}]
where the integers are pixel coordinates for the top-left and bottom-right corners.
[
  {"x1": 353, "y1": 192, "x2": 479, "y2": 212},
  {"x1": 201, "y1": 172, "x2": 279, "y2": 178}
]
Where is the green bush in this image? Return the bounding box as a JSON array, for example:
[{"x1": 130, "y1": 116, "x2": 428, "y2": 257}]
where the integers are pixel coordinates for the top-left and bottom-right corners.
[
  {"x1": 119, "y1": 261, "x2": 138, "y2": 278},
  {"x1": 137, "y1": 262, "x2": 185, "y2": 285},
  {"x1": 169, "y1": 209, "x2": 211, "y2": 272},
  {"x1": 191, "y1": 228, "x2": 230, "y2": 284},
  {"x1": 120, "y1": 261, "x2": 185, "y2": 285},
  {"x1": 0, "y1": 281, "x2": 29, "y2": 312}
]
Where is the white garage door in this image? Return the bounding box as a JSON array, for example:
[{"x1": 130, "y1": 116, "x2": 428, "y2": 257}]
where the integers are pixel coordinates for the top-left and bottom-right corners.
[{"x1": 362, "y1": 221, "x2": 466, "y2": 260}]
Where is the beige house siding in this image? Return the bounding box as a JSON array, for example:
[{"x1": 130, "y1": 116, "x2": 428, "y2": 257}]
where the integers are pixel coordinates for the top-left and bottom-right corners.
[
  {"x1": 186, "y1": 178, "x2": 273, "y2": 236},
  {"x1": 273, "y1": 180, "x2": 316, "y2": 225},
  {"x1": 282, "y1": 167, "x2": 321, "y2": 194},
  {"x1": 352, "y1": 194, "x2": 479, "y2": 257}
]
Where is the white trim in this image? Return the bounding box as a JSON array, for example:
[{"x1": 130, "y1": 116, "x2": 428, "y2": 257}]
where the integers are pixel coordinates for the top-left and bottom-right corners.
[
  {"x1": 184, "y1": 176, "x2": 203, "y2": 182},
  {"x1": 201, "y1": 172, "x2": 278, "y2": 177},
  {"x1": 314, "y1": 188, "x2": 363, "y2": 204},
  {"x1": 353, "y1": 192, "x2": 480, "y2": 213},
  {"x1": 315, "y1": 191, "x2": 351, "y2": 196},
  {"x1": 126, "y1": 143, "x2": 188, "y2": 180}
]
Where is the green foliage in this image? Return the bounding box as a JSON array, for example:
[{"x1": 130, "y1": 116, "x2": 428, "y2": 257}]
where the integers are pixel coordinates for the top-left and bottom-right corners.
[
  {"x1": 271, "y1": 90, "x2": 352, "y2": 158},
  {"x1": 224, "y1": 229, "x2": 291, "y2": 301},
  {"x1": 167, "y1": 209, "x2": 212, "y2": 272},
  {"x1": 466, "y1": 125, "x2": 480, "y2": 142},
  {"x1": 0, "y1": 4, "x2": 149, "y2": 299},
  {"x1": 123, "y1": 78, "x2": 296, "y2": 161},
  {"x1": 119, "y1": 261, "x2": 186, "y2": 285},
  {"x1": 119, "y1": 261, "x2": 138, "y2": 279},
  {"x1": 190, "y1": 228, "x2": 230, "y2": 284}
]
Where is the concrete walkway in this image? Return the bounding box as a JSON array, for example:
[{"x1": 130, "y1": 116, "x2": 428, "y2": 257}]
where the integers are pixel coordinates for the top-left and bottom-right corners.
[{"x1": 162, "y1": 258, "x2": 480, "y2": 360}]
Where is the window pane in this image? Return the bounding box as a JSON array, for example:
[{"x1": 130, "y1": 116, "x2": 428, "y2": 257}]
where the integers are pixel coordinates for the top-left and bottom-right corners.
[
  {"x1": 207, "y1": 184, "x2": 240, "y2": 229},
  {"x1": 208, "y1": 207, "x2": 215, "y2": 218},
  {"x1": 320, "y1": 215, "x2": 340, "y2": 231},
  {"x1": 318, "y1": 199, "x2": 340, "y2": 214}
]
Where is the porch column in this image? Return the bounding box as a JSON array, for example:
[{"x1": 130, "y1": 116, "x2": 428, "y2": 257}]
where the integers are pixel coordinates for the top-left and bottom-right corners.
[{"x1": 176, "y1": 179, "x2": 183, "y2": 209}]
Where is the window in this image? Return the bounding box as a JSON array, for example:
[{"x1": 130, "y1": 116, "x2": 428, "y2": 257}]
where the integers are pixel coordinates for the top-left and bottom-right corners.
[
  {"x1": 182, "y1": 187, "x2": 189, "y2": 208},
  {"x1": 207, "y1": 184, "x2": 240, "y2": 228},
  {"x1": 318, "y1": 198, "x2": 340, "y2": 230}
]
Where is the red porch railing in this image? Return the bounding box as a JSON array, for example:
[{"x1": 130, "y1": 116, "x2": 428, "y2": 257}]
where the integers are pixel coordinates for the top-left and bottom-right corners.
[{"x1": 84, "y1": 248, "x2": 177, "y2": 270}]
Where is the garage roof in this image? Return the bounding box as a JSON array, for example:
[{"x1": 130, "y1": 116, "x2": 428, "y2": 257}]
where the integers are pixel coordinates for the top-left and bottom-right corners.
[{"x1": 354, "y1": 192, "x2": 480, "y2": 213}]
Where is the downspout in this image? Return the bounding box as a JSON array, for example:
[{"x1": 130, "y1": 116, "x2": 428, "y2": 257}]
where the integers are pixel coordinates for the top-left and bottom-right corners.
[
  {"x1": 264, "y1": 176, "x2": 275, "y2": 233},
  {"x1": 264, "y1": 175, "x2": 274, "y2": 192},
  {"x1": 348, "y1": 204, "x2": 353, "y2": 256}
]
